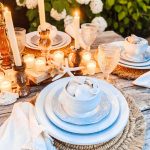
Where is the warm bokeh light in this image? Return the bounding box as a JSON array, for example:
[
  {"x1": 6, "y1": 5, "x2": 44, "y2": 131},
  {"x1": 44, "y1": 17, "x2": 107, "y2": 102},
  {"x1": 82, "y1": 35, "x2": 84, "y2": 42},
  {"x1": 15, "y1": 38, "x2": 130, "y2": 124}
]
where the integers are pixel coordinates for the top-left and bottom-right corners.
[
  {"x1": 74, "y1": 11, "x2": 79, "y2": 17},
  {"x1": 4, "y1": 7, "x2": 9, "y2": 12}
]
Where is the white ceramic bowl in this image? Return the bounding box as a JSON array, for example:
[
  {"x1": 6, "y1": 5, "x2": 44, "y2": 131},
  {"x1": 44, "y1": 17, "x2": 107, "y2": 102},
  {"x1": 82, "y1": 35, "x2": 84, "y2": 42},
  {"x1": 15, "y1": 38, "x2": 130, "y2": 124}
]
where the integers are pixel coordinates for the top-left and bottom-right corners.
[
  {"x1": 124, "y1": 37, "x2": 148, "y2": 58},
  {"x1": 59, "y1": 82, "x2": 101, "y2": 118}
]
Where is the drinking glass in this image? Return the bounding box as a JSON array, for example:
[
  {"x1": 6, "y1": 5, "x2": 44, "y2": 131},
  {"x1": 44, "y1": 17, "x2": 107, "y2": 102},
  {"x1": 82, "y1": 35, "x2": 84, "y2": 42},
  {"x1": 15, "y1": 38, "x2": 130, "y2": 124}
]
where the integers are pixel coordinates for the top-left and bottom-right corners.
[
  {"x1": 81, "y1": 23, "x2": 98, "y2": 51},
  {"x1": 15, "y1": 27, "x2": 26, "y2": 53},
  {"x1": 98, "y1": 44, "x2": 121, "y2": 81}
]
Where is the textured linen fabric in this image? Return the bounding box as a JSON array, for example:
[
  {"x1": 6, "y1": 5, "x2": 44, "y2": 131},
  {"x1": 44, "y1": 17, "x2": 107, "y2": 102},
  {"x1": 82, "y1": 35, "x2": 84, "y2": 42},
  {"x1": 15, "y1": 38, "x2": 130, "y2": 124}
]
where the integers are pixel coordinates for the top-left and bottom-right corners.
[{"x1": 0, "y1": 102, "x2": 56, "y2": 150}]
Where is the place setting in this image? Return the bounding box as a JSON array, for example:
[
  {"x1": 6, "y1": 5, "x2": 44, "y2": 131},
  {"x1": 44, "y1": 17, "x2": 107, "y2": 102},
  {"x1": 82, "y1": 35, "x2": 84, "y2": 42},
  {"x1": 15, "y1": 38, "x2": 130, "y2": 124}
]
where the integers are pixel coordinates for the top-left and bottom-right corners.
[
  {"x1": 0, "y1": 0, "x2": 149, "y2": 150},
  {"x1": 25, "y1": 28, "x2": 72, "y2": 51},
  {"x1": 35, "y1": 76, "x2": 129, "y2": 146},
  {"x1": 111, "y1": 35, "x2": 150, "y2": 70}
]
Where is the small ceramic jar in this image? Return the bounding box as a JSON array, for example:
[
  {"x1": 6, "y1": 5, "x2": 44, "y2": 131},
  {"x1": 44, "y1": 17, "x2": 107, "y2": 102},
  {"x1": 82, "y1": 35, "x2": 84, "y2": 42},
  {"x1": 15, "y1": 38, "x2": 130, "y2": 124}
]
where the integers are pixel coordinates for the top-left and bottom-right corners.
[{"x1": 59, "y1": 78, "x2": 102, "y2": 118}]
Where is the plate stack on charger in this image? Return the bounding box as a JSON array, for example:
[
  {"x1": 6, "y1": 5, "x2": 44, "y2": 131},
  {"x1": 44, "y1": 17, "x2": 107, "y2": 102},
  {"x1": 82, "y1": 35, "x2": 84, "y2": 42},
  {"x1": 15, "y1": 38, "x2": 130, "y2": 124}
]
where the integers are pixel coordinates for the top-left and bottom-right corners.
[
  {"x1": 26, "y1": 31, "x2": 71, "y2": 50},
  {"x1": 111, "y1": 35, "x2": 150, "y2": 70},
  {"x1": 35, "y1": 76, "x2": 129, "y2": 145}
]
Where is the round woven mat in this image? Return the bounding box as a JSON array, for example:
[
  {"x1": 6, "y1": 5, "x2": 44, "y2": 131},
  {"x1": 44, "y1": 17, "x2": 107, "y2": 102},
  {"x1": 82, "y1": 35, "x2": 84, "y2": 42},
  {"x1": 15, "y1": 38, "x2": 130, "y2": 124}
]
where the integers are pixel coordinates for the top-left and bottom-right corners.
[
  {"x1": 113, "y1": 65, "x2": 149, "y2": 80},
  {"x1": 53, "y1": 93, "x2": 145, "y2": 150}
]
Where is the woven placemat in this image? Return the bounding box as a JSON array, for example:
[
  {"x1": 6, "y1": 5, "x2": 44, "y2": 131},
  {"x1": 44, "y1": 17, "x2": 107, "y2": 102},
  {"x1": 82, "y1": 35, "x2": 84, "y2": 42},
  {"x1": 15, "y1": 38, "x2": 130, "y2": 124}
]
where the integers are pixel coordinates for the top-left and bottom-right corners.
[
  {"x1": 52, "y1": 93, "x2": 146, "y2": 150},
  {"x1": 113, "y1": 65, "x2": 149, "y2": 80}
]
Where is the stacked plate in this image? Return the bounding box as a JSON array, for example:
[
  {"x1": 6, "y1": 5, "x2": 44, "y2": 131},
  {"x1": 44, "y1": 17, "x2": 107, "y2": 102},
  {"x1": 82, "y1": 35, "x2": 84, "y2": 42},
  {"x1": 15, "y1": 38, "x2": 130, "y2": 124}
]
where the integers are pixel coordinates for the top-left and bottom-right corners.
[
  {"x1": 35, "y1": 76, "x2": 129, "y2": 145},
  {"x1": 111, "y1": 41, "x2": 150, "y2": 69},
  {"x1": 25, "y1": 31, "x2": 71, "y2": 50}
]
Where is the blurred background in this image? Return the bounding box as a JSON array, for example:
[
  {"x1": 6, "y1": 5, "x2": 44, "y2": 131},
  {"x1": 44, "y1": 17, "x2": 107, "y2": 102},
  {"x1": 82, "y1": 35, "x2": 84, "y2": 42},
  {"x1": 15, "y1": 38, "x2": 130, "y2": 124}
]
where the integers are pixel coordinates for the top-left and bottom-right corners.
[{"x1": 1, "y1": 0, "x2": 150, "y2": 40}]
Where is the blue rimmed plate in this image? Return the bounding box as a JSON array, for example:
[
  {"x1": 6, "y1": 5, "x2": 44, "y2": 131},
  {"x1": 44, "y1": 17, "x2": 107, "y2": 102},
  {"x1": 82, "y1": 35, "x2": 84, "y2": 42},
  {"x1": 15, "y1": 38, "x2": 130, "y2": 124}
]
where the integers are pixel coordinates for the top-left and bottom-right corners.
[{"x1": 35, "y1": 76, "x2": 129, "y2": 145}]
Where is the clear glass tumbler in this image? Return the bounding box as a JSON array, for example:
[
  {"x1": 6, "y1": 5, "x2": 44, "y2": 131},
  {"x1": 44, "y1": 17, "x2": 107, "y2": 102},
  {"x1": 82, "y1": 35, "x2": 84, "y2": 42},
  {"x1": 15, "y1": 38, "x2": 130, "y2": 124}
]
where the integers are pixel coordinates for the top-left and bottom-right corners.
[
  {"x1": 15, "y1": 27, "x2": 26, "y2": 53},
  {"x1": 81, "y1": 23, "x2": 98, "y2": 51}
]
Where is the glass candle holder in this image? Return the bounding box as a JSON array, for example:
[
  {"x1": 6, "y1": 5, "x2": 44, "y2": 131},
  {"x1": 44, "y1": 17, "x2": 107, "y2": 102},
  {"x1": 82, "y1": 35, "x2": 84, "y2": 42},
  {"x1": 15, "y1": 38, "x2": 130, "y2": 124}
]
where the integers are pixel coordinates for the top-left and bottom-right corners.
[
  {"x1": 82, "y1": 51, "x2": 92, "y2": 64},
  {"x1": 87, "y1": 60, "x2": 96, "y2": 75},
  {"x1": 23, "y1": 54, "x2": 35, "y2": 69},
  {"x1": 35, "y1": 57, "x2": 46, "y2": 72},
  {"x1": 0, "y1": 80, "x2": 12, "y2": 92},
  {"x1": 53, "y1": 51, "x2": 64, "y2": 66}
]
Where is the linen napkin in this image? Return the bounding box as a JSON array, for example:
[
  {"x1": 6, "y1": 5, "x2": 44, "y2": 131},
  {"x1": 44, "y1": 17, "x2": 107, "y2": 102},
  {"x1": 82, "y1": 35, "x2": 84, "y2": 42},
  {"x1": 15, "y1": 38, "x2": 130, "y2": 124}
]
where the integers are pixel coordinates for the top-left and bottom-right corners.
[
  {"x1": 65, "y1": 23, "x2": 86, "y2": 49},
  {"x1": 133, "y1": 71, "x2": 150, "y2": 88},
  {"x1": 0, "y1": 102, "x2": 56, "y2": 150}
]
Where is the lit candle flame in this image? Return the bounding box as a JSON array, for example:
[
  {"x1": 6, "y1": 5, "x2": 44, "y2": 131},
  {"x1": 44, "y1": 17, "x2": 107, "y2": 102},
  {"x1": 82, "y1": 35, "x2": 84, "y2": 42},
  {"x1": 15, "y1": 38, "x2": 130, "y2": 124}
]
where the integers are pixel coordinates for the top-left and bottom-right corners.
[
  {"x1": 4, "y1": 7, "x2": 9, "y2": 12},
  {"x1": 74, "y1": 11, "x2": 79, "y2": 17}
]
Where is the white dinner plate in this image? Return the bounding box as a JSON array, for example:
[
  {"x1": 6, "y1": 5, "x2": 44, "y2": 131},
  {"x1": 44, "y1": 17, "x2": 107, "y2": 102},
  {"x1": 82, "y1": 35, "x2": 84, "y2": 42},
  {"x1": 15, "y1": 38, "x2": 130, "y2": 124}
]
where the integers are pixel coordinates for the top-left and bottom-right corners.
[
  {"x1": 52, "y1": 89, "x2": 111, "y2": 125},
  {"x1": 31, "y1": 34, "x2": 63, "y2": 46},
  {"x1": 121, "y1": 51, "x2": 150, "y2": 63},
  {"x1": 44, "y1": 84, "x2": 119, "y2": 133},
  {"x1": 119, "y1": 62, "x2": 150, "y2": 69},
  {"x1": 35, "y1": 76, "x2": 129, "y2": 145},
  {"x1": 26, "y1": 31, "x2": 71, "y2": 50},
  {"x1": 111, "y1": 41, "x2": 150, "y2": 69}
]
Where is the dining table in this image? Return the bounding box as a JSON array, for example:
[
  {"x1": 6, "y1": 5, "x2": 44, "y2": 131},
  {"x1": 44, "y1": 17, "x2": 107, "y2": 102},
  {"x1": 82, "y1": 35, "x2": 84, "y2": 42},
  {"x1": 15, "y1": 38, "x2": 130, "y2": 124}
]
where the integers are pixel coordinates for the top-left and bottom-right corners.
[{"x1": 0, "y1": 31, "x2": 149, "y2": 150}]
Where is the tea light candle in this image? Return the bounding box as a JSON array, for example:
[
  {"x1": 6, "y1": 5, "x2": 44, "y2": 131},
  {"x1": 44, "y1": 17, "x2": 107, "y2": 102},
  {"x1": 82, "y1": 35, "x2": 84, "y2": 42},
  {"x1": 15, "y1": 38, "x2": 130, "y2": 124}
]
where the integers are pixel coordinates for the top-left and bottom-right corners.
[
  {"x1": 35, "y1": 57, "x2": 46, "y2": 72},
  {"x1": 5, "y1": 69, "x2": 16, "y2": 83},
  {"x1": 87, "y1": 60, "x2": 96, "y2": 75},
  {"x1": 82, "y1": 52, "x2": 92, "y2": 64},
  {"x1": 53, "y1": 51, "x2": 64, "y2": 66},
  {"x1": 23, "y1": 54, "x2": 35, "y2": 69},
  {"x1": 0, "y1": 80, "x2": 12, "y2": 92},
  {"x1": 0, "y1": 72, "x2": 5, "y2": 83}
]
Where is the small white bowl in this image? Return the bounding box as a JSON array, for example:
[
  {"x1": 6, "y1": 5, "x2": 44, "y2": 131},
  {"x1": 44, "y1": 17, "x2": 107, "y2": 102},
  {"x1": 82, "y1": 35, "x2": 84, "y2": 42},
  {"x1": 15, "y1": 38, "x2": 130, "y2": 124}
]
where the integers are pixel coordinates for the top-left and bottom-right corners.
[
  {"x1": 124, "y1": 37, "x2": 148, "y2": 58},
  {"x1": 59, "y1": 82, "x2": 102, "y2": 118}
]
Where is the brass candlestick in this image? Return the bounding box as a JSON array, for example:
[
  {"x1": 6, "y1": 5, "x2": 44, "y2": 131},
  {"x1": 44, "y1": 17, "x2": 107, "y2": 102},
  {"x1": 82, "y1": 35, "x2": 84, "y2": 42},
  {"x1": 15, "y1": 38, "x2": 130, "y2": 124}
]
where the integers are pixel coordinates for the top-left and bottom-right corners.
[
  {"x1": 0, "y1": 3, "x2": 12, "y2": 69},
  {"x1": 39, "y1": 29, "x2": 51, "y2": 60},
  {"x1": 13, "y1": 63, "x2": 30, "y2": 97},
  {"x1": 70, "y1": 47, "x2": 82, "y2": 75}
]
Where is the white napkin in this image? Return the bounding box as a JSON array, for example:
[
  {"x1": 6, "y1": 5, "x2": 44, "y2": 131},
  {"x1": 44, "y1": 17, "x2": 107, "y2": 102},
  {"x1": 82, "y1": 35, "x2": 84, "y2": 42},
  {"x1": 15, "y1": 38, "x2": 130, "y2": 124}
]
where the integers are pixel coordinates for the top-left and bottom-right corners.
[
  {"x1": 0, "y1": 102, "x2": 56, "y2": 150},
  {"x1": 65, "y1": 23, "x2": 86, "y2": 49},
  {"x1": 133, "y1": 71, "x2": 150, "y2": 88},
  {"x1": 0, "y1": 92, "x2": 19, "y2": 106},
  {"x1": 66, "y1": 78, "x2": 100, "y2": 100}
]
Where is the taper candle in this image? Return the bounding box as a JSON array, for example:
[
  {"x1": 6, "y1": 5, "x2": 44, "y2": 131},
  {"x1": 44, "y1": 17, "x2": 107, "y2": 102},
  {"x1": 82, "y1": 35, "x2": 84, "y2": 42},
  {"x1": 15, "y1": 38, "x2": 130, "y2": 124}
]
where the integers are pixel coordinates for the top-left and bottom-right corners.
[
  {"x1": 38, "y1": 0, "x2": 46, "y2": 26},
  {"x1": 4, "y1": 8, "x2": 22, "y2": 67},
  {"x1": 73, "y1": 11, "x2": 80, "y2": 49}
]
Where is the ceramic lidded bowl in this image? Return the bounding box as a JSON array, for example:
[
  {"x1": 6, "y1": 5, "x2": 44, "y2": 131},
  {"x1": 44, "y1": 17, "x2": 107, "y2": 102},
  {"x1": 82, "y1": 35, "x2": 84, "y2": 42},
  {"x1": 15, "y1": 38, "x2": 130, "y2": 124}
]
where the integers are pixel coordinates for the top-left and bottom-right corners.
[
  {"x1": 124, "y1": 35, "x2": 148, "y2": 58},
  {"x1": 59, "y1": 78, "x2": 102, "y2": 118}
]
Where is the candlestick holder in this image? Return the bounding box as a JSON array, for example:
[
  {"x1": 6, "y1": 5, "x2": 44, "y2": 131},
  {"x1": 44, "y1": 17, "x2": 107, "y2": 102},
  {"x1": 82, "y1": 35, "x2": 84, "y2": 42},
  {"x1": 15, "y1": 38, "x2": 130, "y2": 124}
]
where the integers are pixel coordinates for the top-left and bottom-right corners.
[
  {"x1": 13, "y1": 63, "x2": 30, "y2": 97},
  {"x1": 0, "y1": 3, "x2": 12, "y2": 69},
  {"x1": 70, "y1": 47, "x2": 82, "y2": 75},
  {"x1": 39, "y1": 29, "x2": 51, "y2": 60}
]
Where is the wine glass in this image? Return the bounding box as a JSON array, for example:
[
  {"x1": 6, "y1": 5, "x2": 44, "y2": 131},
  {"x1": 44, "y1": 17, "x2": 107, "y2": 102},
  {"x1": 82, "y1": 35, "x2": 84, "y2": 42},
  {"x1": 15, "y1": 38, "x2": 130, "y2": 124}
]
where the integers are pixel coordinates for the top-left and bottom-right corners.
[
  {"x1": 98, "y1": 44, "x2": 121, "y2": 81},
  {"x1": 81, "y1": 23, "x2": 98, "y2": 51},
  {"x1": 15, "y1": 27, "x2": 26, "y2": 54}
]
